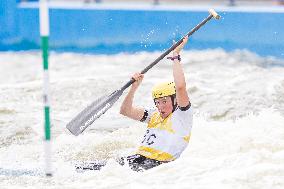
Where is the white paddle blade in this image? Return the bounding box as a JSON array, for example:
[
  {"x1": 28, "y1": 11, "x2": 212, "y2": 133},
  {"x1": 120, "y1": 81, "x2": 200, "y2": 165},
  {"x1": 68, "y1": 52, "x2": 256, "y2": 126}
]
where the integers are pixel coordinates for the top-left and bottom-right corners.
[{"x1": 66, "y1": 90, "x2": 122, "y2": 136}]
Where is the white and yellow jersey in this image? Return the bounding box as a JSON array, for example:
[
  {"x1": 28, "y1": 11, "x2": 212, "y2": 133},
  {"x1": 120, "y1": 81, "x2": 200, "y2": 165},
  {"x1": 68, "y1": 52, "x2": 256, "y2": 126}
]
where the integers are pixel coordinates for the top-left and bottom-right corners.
[{"x1": 137, "y1": 106, "x2": 193, "y2": 162}]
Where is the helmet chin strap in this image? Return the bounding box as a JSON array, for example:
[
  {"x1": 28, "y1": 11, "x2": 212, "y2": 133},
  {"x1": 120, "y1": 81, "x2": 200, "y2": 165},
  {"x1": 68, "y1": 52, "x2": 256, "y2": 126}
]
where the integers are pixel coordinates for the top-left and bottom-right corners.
[{"x1": 170, "y1": 95, "x2": 177, "y2": 113}]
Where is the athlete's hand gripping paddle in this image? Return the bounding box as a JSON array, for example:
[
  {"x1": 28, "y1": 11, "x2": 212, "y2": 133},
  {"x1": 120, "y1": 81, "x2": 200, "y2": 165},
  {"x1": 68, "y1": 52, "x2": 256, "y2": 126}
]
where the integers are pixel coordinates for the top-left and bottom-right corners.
[{"x1": 66, "y1": 9, "x2": 221, "y2": 136}]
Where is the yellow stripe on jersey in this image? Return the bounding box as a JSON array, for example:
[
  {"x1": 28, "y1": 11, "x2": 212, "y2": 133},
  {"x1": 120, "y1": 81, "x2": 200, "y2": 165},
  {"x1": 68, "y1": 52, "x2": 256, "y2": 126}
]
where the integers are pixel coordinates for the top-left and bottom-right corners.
[
  {"x1": 148, "y1": 112, "x2": 175, "y2": 134},
  {"x1": 137, "y1": 146, "x2": 175, "y2": 161}
]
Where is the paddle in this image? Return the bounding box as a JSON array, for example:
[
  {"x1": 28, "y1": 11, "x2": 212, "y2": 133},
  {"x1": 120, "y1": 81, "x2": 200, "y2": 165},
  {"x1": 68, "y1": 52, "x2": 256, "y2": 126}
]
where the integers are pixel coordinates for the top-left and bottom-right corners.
[{"x1": 66, "y1": 9, "x2": 221, "y2": 136}]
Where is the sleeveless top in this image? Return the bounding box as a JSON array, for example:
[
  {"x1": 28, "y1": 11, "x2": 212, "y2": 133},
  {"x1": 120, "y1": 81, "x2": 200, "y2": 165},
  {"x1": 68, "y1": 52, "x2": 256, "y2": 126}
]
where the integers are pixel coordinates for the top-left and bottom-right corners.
[{"x1": 136, "y1": 106, "x2": 193, "y2": 161}]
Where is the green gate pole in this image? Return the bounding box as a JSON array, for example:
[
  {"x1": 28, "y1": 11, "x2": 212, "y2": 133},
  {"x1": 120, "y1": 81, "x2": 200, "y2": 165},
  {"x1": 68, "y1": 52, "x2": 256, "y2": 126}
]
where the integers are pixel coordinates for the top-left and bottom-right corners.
[{"x1": 39, "y1": 0, "x2": 52, "y2": 177}]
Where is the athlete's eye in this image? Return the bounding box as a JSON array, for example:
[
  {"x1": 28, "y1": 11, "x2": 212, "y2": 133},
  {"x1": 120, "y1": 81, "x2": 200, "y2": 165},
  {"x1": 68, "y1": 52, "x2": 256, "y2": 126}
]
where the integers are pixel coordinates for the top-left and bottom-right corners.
[{"x1": 155, "y1": 98, "x2": 169, "y2": 106}]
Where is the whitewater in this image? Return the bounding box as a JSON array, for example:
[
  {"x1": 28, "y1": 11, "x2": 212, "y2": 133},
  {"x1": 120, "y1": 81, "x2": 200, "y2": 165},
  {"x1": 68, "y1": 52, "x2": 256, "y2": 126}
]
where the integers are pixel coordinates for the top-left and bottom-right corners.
[{"x1": 0, "y1": 49, "x2": 284, "y2": 188}]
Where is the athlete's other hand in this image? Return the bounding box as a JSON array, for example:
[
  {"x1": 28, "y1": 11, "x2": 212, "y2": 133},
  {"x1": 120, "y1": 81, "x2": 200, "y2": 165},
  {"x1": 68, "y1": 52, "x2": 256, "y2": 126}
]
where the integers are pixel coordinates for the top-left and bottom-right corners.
[
  {"x1": 131, "y1": 72, "x2": 144, "y2": 90},
  {"x1": 173, "y1": 36, "x2": 188, "y2": 55}
]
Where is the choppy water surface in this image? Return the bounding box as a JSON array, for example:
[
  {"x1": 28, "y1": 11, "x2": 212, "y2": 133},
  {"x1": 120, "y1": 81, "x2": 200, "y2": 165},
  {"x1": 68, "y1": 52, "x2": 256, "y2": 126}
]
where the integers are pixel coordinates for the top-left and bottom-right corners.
[{"x1": 0, "y1": 49, "x2": 283, "y2": 188}]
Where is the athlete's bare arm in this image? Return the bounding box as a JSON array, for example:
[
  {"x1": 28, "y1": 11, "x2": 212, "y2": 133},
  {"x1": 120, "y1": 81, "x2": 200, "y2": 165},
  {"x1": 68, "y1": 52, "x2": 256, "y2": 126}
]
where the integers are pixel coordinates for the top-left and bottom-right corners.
[
  {"x1": 172, "y1": 36, "x2": 190, "y2": 108},
  {"x1": 120, "y1": 73, "x2": 145, "y2": 121}
]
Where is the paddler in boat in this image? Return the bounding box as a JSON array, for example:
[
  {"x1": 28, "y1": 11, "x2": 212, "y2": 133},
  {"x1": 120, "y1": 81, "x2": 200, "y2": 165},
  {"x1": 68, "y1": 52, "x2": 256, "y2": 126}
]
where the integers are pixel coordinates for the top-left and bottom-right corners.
[{"x1": 119, "y1": 36, "x2": 193, "y2": 171}]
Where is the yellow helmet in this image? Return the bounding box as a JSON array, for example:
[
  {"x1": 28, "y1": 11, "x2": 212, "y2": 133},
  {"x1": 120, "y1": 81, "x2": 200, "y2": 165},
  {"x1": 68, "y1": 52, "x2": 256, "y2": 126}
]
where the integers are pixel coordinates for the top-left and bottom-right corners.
[{"x1": 152, "y1": 81, "x2": 176, "y2": 99}]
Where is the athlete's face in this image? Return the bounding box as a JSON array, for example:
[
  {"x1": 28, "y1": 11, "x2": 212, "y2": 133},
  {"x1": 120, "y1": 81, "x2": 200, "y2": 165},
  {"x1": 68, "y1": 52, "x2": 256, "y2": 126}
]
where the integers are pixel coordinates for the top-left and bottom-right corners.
[{"x1": 154, "y1": 96, "x2": 173, "y2": 119}]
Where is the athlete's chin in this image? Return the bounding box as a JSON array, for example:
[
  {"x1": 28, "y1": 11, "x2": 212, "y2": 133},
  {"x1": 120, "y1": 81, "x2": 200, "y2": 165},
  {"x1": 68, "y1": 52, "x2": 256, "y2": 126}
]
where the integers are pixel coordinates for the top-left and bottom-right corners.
[{"x1": 160, "y1": 112, "x2": 169, "y2": 119}]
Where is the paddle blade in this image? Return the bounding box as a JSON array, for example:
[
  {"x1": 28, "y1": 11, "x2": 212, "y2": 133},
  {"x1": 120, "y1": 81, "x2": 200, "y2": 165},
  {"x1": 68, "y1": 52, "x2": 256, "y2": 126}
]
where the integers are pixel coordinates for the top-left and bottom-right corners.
[{"x1": 66, "y1": 90, "x2": 123, "y2": 136}]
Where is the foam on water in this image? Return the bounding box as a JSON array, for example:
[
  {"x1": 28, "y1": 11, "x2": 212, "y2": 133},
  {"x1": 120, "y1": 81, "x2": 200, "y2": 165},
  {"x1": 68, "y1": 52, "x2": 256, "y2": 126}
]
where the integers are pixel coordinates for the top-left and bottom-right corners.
[{"x1": 0, "y1": 49, "x2": 283, "y2": 188}]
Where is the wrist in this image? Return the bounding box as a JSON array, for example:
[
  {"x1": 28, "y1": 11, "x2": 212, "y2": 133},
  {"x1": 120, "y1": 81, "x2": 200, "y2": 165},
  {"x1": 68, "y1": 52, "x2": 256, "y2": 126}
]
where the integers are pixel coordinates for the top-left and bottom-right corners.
[{"x1": 167, "y1": 54, "x2": 181, "y2": 61}]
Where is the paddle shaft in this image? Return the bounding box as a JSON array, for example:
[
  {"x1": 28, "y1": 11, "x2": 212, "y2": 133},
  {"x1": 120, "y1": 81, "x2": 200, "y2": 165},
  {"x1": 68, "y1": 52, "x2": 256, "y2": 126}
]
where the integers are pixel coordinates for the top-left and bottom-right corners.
[{"x1": 120, "y1": 14, "x2": 214, "y2": 92}]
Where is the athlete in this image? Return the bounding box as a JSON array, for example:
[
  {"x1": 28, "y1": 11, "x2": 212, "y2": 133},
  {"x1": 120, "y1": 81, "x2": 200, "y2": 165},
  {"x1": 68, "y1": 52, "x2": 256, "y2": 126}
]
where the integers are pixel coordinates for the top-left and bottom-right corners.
[
  {"x1": 119, "y1": 36, "x2": 193, "y2": 171},
  {"x1": 75, "y1": 36, "x2": 193, "y2": 172}
]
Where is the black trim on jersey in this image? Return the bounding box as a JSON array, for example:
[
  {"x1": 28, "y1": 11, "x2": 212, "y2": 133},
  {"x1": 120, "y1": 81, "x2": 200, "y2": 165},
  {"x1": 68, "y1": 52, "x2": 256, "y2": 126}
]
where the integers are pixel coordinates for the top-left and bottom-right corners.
[
  {"x1": 140, "y1": 110, "x2": 149, "y2": 122},
  {"x1": 178, "y1": 102, "x2": 191, "y2": 111}
]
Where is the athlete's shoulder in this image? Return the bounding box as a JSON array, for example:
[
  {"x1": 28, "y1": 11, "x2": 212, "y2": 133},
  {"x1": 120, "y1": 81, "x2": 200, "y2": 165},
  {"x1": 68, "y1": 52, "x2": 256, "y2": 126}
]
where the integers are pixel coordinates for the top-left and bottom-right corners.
[{"x1": 173, "y1": 103, "x2": 193, "y2": 118}]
